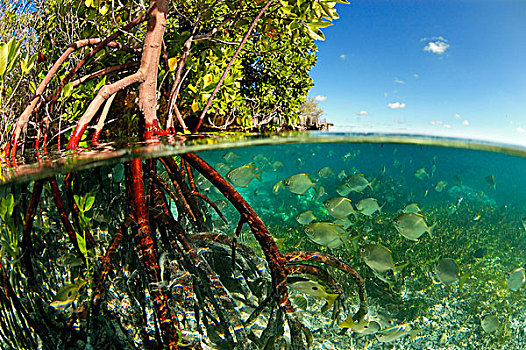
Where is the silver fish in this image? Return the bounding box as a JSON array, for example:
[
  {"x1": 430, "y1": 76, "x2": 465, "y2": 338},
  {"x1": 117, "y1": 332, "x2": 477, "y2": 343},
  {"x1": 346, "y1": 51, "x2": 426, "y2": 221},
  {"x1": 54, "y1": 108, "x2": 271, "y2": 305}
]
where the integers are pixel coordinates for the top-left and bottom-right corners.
[
  {"x1": 481, "y1": 315, "x2": 499, "y2": 333},
  {"x1": 214, "y1": 162, "x2": 230, "y2": 174},
  {"x1": 435, "y1": 258, "x2": 460, "y2": 285},
  {"x1": 394, "y1": 213, "x2": 435, "y2": 241},
  {"x1": 376, "y1": 323, "x2": 413, "y2": 343},
  {"x1": 318, "y1": 166, "x2": 334, "y2": 178},
  {"x1": 402, "y1": 203, "x2": 421, "y2": 213},
  {"x1": 284, "y1": 174, "x2": 315, "y2": 195},
  {"x1": 296, "y1": 210, "x2": 316, "y2": 225},
  {"x1": 414, "y1": 168, "x2": 428, "y2": 180},
  {"x1": 434, "y1": 180, "x2": 447, "y2": 192},
  {"x1": 360, "y1": 243, "x2": 407, "y2": 275},
  {"x1": 222, "y1": 151, "x2": 240, "y2": 164},
  {"x1": 506, "y1": 267, "x2": 526, "y2": 291},
  {"x1": 356, "y1": 198, "x2": 382, "y2": 216},
  {"x1": 346, "y1": 174, "x2": 373, "y2": 193},
  {"x1": 304, "y1": 222, "x2": 348, "y2": 248},
  {"x1": 324, "y1": 197, "x2": 356, "y2": 219},
  {"x1": 226, "y1": 163, "x2": 261, "y2": 187},
  {"x1": 336, "y1": 183, "x2": 352, "y2": 196}
]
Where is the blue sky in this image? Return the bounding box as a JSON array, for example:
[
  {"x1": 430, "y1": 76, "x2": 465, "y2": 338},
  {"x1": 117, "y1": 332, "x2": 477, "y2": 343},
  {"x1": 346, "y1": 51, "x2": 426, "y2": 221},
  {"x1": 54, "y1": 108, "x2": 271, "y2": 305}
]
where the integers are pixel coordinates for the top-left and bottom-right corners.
[{"x1": 309, "y1": 0, "x2": 526, "y2": 145}]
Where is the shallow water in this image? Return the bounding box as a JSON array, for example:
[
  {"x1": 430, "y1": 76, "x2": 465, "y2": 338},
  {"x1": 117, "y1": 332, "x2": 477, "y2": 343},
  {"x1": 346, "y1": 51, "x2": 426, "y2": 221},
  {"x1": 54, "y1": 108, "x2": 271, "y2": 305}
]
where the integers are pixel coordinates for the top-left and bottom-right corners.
[{"x1": 0, "y1": 133, "x2": 525, "y2": 349}]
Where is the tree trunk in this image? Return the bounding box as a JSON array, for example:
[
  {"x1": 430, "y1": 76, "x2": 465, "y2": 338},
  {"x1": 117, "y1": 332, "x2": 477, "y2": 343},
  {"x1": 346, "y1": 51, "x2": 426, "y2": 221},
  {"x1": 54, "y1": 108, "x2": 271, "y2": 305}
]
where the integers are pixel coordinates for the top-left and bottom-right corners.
[{"x1": 139, "y1": 0, "x2": 169, "y2": 137}]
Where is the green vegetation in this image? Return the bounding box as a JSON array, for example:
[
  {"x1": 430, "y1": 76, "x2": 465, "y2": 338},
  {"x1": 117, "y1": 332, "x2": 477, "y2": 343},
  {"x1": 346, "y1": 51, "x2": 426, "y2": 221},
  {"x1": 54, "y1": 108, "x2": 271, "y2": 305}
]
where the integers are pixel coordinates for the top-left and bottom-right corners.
[
  {"x1": 0, "y1": 0, "x2": 40, "y2": 146},
  {"x1": 1, "y1": 0, "x2": 346, "y2": 154}
]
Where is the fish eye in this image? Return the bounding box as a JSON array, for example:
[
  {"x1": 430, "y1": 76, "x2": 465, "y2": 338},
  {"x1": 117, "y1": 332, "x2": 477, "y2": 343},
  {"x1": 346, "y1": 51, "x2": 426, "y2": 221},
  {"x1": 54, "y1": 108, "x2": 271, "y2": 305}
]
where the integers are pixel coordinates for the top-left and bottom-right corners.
[
  {"x1": 312, "y1": 286, "x2": 318, "y2": 291},
  {"x1": 360, "y1": 247, "x2": 365, "y2": 253}
]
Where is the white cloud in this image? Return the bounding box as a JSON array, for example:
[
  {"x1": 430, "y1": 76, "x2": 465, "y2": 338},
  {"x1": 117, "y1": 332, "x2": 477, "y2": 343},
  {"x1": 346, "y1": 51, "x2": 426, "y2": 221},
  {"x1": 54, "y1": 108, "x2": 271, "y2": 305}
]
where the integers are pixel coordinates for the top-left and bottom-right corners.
[
  {"x1": 430, "y1": 120, "x2": 444, "y2": 125},
  {"x1": 413, "y1": 73, "x2": 419, "y2": 79},
  {"x1": 423, "y1": 37, "x2": 450, "y2": 55},
  {"x1": 314, "y1": 95, "x2": 327, "y2": 102},
  {"x1": 384, "y1": 92, "x2": 388, "y2": 97},
  {"x1": 454, "y1": 113, "x2": 461, "y2": 119},
  {"x1": 421, "y1": 36, "x2": 447, "y2": 43},
  {"x1": 443, "y1": 124, "x2": 452, "y2": 129},
  {"x1": 462, "y1": 120, "x2": 469, "y2": 126},
  {"x1": 394, "y1": 78, "x2": 405, "y2": 84},
  {"x1": 356, "y1": 110, "x2": 368, "y2": 116},
  {"x1": 339, "y1": 54, "x2": 347, "y2": 60},
  {"x1": 387, "y1": 102, "x2": 406, "y2": 109},
  {"x1": 517, "y1": 126, "x2": 526, "y2": 133}
]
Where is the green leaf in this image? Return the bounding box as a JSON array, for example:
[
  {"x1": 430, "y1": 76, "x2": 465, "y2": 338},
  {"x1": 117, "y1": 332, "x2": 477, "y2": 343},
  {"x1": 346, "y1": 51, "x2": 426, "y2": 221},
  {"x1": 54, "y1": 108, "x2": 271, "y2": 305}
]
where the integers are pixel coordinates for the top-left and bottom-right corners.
[
  {"x1": 305, "y1": 24, "x2": 326, "y2": 41},
  {"x1": 310, "y1": 20, "x2": 333, "y2": 29},
  {"x1": 6, "y1": 193, "x2": 14, "y2": 217},
  {"x1": 74, "y1": 194, "x2": 81, "y2": 209},
  {"x1": 76, "y1": 232, "x2": 87, "y2": 255},
  {"x1": 21, "y1": 54, "x2": 28, "y2": 74},
  {"x1": 6, "y1": 38, "x2": 16, "y2": 61},
  {"x1": 6, "y1": 38, "x2": 22, "y2": 76},
  {"x1": 62, "y1": 82, "x2": 74, "y2": 99},
  {"x1": 84, "y1": 196, "x2": 95, "y2": 212},
  {"x1": 0, "y1": 199, "x2": 7, "y2": 219},
  {"x1": 0, "y1": 42, "x2": 8, "y2": 77},
  {"x1": 26, "y1": 53, "x2": 38, "y2": 73},
  {"x1": 94, "y1": 76, "x2": 106, "y2": 92}
]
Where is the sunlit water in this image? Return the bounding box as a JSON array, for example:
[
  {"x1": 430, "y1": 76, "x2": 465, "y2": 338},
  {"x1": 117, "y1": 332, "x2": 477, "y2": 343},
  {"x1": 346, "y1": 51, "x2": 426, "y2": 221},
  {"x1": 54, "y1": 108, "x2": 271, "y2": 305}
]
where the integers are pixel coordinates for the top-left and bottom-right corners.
[{"x1": 1, "y1": 132, "x2": 525, "y2": 349}]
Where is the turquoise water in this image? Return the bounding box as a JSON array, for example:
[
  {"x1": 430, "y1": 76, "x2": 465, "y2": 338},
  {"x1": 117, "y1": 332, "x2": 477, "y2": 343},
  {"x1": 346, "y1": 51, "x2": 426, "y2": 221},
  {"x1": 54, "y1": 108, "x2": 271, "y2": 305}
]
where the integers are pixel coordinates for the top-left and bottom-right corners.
[{"x1": 0, "y1": 134, "x2": 525, "y2": 349}]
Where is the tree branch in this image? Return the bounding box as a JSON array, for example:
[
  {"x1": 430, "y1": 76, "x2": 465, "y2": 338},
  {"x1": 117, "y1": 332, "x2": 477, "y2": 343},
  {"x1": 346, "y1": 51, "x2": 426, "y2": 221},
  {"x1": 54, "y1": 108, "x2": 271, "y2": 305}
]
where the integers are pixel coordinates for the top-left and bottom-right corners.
[{"x1": 193, "y1": 0, "x2": 275, "y2": 132}]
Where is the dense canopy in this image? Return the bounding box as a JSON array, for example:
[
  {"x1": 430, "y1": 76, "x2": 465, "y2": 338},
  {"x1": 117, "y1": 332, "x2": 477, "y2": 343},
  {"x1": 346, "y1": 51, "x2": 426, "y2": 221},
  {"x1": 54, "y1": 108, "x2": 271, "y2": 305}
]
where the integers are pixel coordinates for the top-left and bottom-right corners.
[{"x1": 1, "y1": 0, "x2": 347, "y2": 156}]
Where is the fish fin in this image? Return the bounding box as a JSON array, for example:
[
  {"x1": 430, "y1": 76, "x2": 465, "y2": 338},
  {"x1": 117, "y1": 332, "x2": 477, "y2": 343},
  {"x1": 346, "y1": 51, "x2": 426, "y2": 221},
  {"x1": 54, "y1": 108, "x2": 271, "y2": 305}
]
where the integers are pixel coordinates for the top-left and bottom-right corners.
[
  {"x1": 428, "y1": 223, "x2": 436, "y2": 237},
  {"x1": 255, "y1": 170, "x2": 263, "y2": 181},
  {"x1": 394, "y1": 262, "x2": 408, "y2": 277},
  {"x1": 338, "y1": 314, "x2": 355, "y2": 328},
  {"x1": 325, "y1": 293, "x2": 339, "y2": 310}
]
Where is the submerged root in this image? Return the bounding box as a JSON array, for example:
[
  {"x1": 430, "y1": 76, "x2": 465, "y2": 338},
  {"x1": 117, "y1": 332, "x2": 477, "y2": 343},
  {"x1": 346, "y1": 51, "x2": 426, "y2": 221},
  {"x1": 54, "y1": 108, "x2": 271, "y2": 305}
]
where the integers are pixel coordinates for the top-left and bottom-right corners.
[{"x1": 0, "y1": 154, "x2": 366, "y2": 349}]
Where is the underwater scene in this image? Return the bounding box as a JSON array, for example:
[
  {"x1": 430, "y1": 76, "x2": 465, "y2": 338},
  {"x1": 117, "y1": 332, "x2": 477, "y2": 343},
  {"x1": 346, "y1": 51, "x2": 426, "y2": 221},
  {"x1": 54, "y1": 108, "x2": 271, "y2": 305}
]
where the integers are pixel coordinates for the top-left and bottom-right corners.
[{"x1": 1, "y1": 135, "x2": 526, "y2": 349}]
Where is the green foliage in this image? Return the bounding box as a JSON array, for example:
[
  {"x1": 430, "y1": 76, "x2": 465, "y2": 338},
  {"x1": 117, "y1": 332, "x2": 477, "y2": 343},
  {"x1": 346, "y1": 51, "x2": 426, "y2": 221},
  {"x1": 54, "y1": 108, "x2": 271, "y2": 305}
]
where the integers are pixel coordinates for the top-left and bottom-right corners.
[
  {"x1": 73, "y1": 193, "x2": 95, "y2": 285},
  {"x1": 2, "y1": 0, "x2": 348, "y2": 147},
  {"x1": 0, "y1": 0, "x2": 41, "y2": 146},
  {"x1": 0, "y1": 192, "x2": 19, "y2": 260}
]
